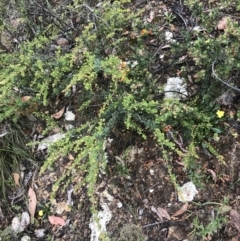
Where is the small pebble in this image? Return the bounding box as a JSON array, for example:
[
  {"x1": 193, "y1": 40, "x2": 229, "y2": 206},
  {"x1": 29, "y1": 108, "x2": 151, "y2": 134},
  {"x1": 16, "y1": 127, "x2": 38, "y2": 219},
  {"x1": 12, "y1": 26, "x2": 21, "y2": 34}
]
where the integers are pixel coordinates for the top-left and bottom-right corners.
[
  {"x1": 21, "y1": 236, "x2": 31, "y2": 241},
  {"x1": 142, "y1": 198, "x2": 148, "y2": 204},
  {"x1": 149, "y1": 169, "x2": 154, "y2": 175},
  {"x1": 117, "y1": 202, "x2": 122, "y2": 208}
]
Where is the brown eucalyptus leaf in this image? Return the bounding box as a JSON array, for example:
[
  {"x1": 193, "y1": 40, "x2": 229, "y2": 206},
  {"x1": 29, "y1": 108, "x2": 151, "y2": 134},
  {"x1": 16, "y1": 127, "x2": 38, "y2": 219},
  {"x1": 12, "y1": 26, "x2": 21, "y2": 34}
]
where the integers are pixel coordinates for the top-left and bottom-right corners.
[
  {"x1": 157, "y1": 207, "x2": 171, "y2": 220},
  {"x1": 54, "y1": 201, "x2": 71, "y2": 215},
  {"x1": 217, "y1": 16, "x2": 230, "y2": 30},
  {"x1": 68, "y1": 153, "x2": 74, "y2": 161},
  {"x1": 22, "y1": 96, "x2": 32, "y2": 102},
  {"x1": 151, "y1": 206, "x2": 163, "y2": 221},
  {"x1": 57, "y1": 38, "x2": 69, "y2": 46},
  {"x1": 28, "y1": 187, "x2": 37, "y2": 221},
  {"x1": 207, "y1": 169, "x2": 217, "y2": 183},
  {"x1": 172, "y1": 202, "x2": 188, "y2": 217},
  {"x1": 48, "y1": 215, "x2": 66, "y2": 226},
  {"x1": 174, "y1": 160, "x2": 185, "y2": 166},
  {"x1": 12, "y1": 173, "x2": 20, "y2": 186},
  {"x1": 51, "y1": 107, "x2": 65, "y2": 119},
  {"x1": 147, "y1": 10, "x2": 154, "y2": 23}
]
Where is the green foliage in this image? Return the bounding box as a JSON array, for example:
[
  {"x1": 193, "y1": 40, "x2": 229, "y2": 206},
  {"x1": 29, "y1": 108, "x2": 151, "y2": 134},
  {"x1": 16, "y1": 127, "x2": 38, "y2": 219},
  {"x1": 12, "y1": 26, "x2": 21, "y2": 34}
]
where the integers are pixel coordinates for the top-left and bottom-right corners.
[
  {"x1": 0, "y1": 226, "x2": 12, "y2": 241},
  {"x1": 0, "y1": 0, "x2": 237, "y2": 228},
  {"x1": 0, "y1": 122, "x2": 32, "y2": 200},
  {"x1": 191, "y1": 206, "x2": 227, "y2": 240},
  {"x1": 183, "y1": 0, "x2": 240, "y2": 96}
]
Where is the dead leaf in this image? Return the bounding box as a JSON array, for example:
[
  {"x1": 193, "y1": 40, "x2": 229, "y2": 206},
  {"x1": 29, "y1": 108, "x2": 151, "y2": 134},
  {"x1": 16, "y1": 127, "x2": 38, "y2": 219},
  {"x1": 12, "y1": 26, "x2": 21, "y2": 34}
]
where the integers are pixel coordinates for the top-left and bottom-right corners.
[
  {"x1": 217, "y1": 16, "x2": 230, "y2": 30},
  {"x1": 161, "y1": 44, "x2": 171, "y2": 49},
  {"x1": 151, "y1": 206, "x2": 171, "y2": 221},
  {"x1": 174, "y1": 160, "x2": 185, "y2": 166},
  {"x1": 51, "y1": 107, "x2": 65, "y2": 119},
  {"x1": 54, "y1": 200, "x2": 71, "y2": 215},
  {"x1": 151, "y1": 206, "x2": 163, "y2": 221},
  {"x1": 219, "y1": 205, "x2": 231, "y2": 214},
  {"x1": 22, "y1": 96, "x2": 32, "y2": 102},
  {"x1": 230, "y1": 209, "x2": 240, "y2": 232},
  {"x1": 12, "y1": 173, "x2": 20, "y2": 186},
  {"x1": 48, "y1": 215, "x2": 66, "y2": 226},
  {"x1": 57, "y1": 38, "x2": 69, "y2": 46},
  {"x1": 178, "y1": 55, "x2": 188, "y2": 62},
  {"x1": 157, "y1": 207, "x2": 171, "y2": 220},
  {"x1": 10, "y1": 18, "x2": 23, "y2": 28},
  {"x1": 68, "y1": 153, "x2": 74, "y2": 161},
  {"x1": 207, "y1": 169, "x2": 217, "y2": 183},
  {"x1": 121, "y1": 31, "x2": 129, "y2": 36},
  {"x1": 170, "y1": 24, "x2": 177, "y2": 32},
  {"x1": 172, "y1": 202, "x2": 188, "y2": 217},
  {"x1": 28, "y1": 187, "x2": 37, "y2": 221},
  {"x1": 147, "y1": 10, "x2": 154, "y2": 23}
]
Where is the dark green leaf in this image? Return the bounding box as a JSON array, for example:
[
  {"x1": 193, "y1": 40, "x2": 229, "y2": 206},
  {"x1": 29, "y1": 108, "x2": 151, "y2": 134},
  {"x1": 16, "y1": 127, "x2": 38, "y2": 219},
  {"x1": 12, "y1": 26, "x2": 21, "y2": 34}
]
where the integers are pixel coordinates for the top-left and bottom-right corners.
[{"x1": 211, "y1": 127, "x2": 222, "y2": 133}]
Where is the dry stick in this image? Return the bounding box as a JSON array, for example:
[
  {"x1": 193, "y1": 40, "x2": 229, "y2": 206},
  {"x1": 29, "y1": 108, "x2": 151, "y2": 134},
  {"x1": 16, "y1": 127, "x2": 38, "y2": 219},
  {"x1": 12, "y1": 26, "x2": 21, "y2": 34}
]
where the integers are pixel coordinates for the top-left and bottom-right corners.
[
  {"x1": 83, "y1": 4, "x2": 111, "y2": 30},
  {"x1": 142, "y1": 221, "x2": 164, "y2": 229},
  {"x1": 166, "y1": 130, "x2": 188, "y2": 153},
  {"x1": 212, "y1": 60, "x2": 240, "y2": 92},
  {"x1": 31, "y1": 0, "x2": 71, "y2": 32},
  {"x1": 229, "y1": 142, "x2": 237, "y2": 181},
  {"x1": 173, "y1": 11, "x2": 188, "y2": 29},
  {"x1": 151, "y1": 44, "x2": 164, "y2": 60},
  {"x1": 144, "y1": 182, "x2": 160, "y2": 193}
]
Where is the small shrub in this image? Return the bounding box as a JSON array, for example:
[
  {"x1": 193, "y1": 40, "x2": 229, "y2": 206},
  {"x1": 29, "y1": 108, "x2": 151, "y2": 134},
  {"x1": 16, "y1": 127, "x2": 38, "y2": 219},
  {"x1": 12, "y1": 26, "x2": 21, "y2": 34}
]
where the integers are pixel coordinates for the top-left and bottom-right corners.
[
  {"x1": 191, "y1": 207, "x2": 227, "y2": 240},
  {"x1": 0, "y1": 0, "x2": 236, "y2": 219},
  {"x1": 112, "y1": 224, "x2": 146, "y2": 241}
]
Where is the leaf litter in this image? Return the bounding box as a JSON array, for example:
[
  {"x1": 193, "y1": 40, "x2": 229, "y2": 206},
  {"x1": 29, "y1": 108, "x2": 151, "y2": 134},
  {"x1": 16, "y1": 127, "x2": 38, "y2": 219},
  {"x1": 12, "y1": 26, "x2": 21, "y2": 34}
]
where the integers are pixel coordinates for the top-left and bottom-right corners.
[
  {"x1": 48, "y1": 215, "x2": 66, "y2": 226},
  {"x1": 28, "y1": 187, "x2": 37, "y2": 221}
]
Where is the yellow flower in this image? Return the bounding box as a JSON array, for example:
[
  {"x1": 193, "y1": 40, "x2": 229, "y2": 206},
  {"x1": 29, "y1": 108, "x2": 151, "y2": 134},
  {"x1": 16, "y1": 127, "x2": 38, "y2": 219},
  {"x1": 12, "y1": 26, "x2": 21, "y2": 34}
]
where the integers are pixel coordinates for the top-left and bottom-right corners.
[
  {"x1": 216, "y1": 110, "x2": 224, "y2": 118},
  {"x1": 140, "y1": 29, "x2": 147, "y2": 35},
  {"x1": 38, "y1": 210, "x2": 44, "y2": 217}
]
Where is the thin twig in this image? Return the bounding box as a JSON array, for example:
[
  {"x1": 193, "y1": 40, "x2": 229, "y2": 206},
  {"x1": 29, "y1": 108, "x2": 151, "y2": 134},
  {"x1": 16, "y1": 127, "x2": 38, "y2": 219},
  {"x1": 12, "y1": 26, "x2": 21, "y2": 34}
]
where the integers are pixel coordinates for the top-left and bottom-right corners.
[
  {"x1": 173, "y1": 10, "x2": 188, "y2": 29},
  {"x1": 212, "y1": 60, "x2": 240, "y2": 92},
  {"x1": 144, "y1": 182, "x2": 160, "y2": 193},
  {"x1": 142, "y1": 221, "x2": 164, "y2": 228},
  {"x1": 166, "y1": 130, "x2": 188, "y2": 153},
  {"x1": 31, "y1": 0, "x2": 71, "y2": 32},
  {"x1": 151, "y1": 44, "x2": 164, "y2": 60},
  {"x1": 84, "y1": 4, "x2": 111, "y2": 30}
]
